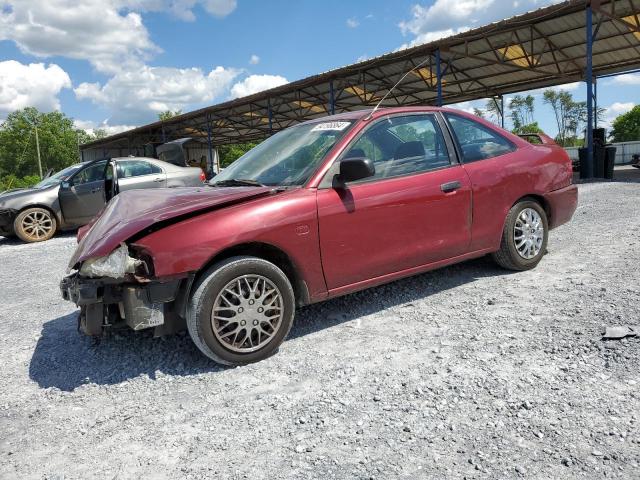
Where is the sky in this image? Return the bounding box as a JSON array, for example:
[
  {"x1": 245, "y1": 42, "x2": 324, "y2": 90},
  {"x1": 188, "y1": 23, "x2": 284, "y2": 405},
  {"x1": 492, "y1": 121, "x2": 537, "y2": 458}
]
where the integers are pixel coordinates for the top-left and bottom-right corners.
[{"x1": 0, "y1": 0, "x2": 638, "y2": 138}]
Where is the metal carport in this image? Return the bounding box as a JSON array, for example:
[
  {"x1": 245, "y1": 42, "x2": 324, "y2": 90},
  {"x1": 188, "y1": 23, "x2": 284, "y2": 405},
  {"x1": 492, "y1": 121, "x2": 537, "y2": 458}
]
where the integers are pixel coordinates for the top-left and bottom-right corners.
[{"x1": 80, "y1": 0, "x2": 640, "y2": 179}]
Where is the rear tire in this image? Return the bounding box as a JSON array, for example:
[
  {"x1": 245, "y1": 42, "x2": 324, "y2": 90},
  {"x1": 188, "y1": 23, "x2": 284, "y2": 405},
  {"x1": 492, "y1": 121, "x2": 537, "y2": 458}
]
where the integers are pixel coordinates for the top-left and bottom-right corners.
[
  {"x1": 14, "y1": 207, "x2": 57, "y2": 243},
  {"x1": 187, "y1": 256, "x2": 295, "y2": 365},
  {"x1": 492, "y1": 200, "x2": 548, "y2": 271}
]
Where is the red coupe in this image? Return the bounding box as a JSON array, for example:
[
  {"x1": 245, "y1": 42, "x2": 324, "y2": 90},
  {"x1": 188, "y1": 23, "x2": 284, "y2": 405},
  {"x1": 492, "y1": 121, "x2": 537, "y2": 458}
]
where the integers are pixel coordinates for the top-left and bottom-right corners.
[{"x1": 61, "y1": 107, "x2": 578, "y2": 365}]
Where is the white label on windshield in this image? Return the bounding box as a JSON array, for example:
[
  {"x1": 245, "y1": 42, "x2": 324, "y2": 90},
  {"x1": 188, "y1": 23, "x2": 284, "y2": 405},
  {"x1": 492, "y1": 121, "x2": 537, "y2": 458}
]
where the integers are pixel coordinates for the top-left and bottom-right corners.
[{"x1": 311, "y1": 121, "x2": 350, "y2": 132}]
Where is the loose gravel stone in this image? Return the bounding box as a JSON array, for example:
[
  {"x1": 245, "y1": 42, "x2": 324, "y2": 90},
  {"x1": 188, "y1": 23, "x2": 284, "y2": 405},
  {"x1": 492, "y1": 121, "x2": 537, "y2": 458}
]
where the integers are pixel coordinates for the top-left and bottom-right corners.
[{"x1": 0, "y1": 180, "x2": 639, "y2": 479}]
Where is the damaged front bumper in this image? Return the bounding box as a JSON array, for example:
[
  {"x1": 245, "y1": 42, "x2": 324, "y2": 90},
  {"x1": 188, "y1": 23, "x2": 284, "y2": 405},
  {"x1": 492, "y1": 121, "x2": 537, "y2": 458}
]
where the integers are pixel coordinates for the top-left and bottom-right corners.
[
  {"x1": 0, "y1": 208, "x2": 16, "y2": 236},
  {"x1": 60, "y1": 272, "x2": 193, "y2": 336}
]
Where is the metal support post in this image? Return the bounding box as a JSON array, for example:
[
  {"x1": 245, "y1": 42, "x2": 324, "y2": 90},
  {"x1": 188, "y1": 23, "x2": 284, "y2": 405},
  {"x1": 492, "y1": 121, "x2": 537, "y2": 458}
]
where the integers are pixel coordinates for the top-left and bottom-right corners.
[
  {"x1": 207, "y1": 118, "x2": 214, "y2": 175},
  {"x1": 329, "y1": 80, "x2": 335, "y2": 115},
  {"x1": 436, "y1": 49, "x2": 443, "y2": 107},
  {"x1": 585, "y1": 4, "x2": 595, "y2": 179}
]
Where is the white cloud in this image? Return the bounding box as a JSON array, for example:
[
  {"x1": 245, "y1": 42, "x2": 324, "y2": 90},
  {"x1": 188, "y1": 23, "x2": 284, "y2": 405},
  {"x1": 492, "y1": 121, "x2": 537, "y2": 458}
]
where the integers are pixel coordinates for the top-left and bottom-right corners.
[
  {"x1": 610, "y1": 73, "x2": 640, "y2": 86},
  {"x1": 449, "y1": 100, "x2": 477, "y2": 115},
  {"x1": 601, "y1": 102, "x2": 635, "y2": 129},
  {"x1": 249, "y1": 54, "x2": 260, "y2": 65},
  {"x1": 230, "y1": 74, "x2": 289, "y2": 99},
  {"x1": 0, "y1": 0, "x2": 159, "y2": 74},
  {"x1": 607, "y1": 102, "x2": 635, "y2": 115},
  {"x1": 398, "y1": 0, "x2": 562, "y2": 48},
  {"x1": 527, "y1": 81, "x2": 582, "y2": 97},
  {"x1": 106, "y1": 0, "x2": 237, "y2": 21},
  {"x1": 398, "y1": 28, "x2": 464, "y2": 49},
  {"x1": 0, "y1": 60, "x2": 71, "y2": 116},
  {"x1": 201, "y1": 0, "x2": 237, "y2": 17},
  {"x1": 0, "y1": 0, "x2": 237, "y2": 73},
  {"x1": 346, "y1": 18, "x2": 359, "y2": 28},
  {"x1": 75, "y1": 65, "x2": 240, "y2": 123},
  {"x1": 74, "y1": 119, "x2": 136, "y2": 135}
]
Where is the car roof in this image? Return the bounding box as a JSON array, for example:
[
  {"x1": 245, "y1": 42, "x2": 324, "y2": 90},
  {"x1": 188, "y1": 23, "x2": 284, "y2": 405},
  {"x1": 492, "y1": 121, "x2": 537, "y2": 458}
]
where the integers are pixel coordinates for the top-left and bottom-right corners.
[
  {"x1": 111, "y1": 156, "x2": 190, "y2": 171},
  {"x1": 297, "y1": 106, "x2": 454, "y2": 126}
]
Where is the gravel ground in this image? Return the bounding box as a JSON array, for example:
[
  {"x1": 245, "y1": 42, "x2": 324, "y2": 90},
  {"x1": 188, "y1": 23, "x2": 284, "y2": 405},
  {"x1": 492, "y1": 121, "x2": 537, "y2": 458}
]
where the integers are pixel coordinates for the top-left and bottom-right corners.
[{"x1": 0, "y1": 179, "x2": 639, "y2": 479}]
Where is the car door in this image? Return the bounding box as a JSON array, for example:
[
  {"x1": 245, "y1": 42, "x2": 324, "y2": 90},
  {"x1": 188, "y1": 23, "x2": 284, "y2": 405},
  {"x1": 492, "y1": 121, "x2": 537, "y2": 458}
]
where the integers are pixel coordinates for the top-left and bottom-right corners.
[
  {"x1": 58, "y1": 160, "x2": 108, "y2": 226},
  {"x1": 316, "y1": 113, "x2": 472, "y2": 290},
  {"x1": 116, "y1": 159, "x2": 167, "y2": 191},
  {"x1": 443, "y1": 113, "x2": 520, "y2": 252}
]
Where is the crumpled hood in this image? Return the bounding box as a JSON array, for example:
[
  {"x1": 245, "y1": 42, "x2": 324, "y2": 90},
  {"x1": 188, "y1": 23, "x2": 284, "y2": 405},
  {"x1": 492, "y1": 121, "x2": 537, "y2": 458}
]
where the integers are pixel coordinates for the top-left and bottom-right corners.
[
  {"x1": 1, "y1": 187, "x2": 29, "y2": 195},
  {"x1": 0, "y1": 187, "x2": 36, "y2": 203},
  {"x1": 69, "y1": 186, "x2": 273, "y2": 268}
]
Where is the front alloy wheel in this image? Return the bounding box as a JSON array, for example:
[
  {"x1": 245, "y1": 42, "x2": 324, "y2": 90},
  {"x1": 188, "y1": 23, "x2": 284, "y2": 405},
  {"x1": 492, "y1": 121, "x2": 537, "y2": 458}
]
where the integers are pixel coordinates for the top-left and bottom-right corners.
[
  {"x1": 211, "y1": 274, "x2": 284, "y2": 353},
  {"x1": 187, "y1": 256, "x2": 295, "y2": 365},
  {"x1": 14, "y1": 207, "x2": 57, "y2": 243}
]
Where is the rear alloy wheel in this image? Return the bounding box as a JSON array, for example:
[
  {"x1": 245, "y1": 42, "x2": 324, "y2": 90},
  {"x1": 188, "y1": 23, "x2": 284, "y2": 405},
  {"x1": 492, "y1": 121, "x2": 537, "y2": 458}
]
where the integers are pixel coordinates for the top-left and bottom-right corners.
[
  {"x1": 492, "y1": 200, "x2": 548, "y2": 271},
  {"x1": 14, "y1": 207, "x2": 57, "y2": 243},
  {"x1": 187, "y1": 256, "x2": 295, "y2": 365}
]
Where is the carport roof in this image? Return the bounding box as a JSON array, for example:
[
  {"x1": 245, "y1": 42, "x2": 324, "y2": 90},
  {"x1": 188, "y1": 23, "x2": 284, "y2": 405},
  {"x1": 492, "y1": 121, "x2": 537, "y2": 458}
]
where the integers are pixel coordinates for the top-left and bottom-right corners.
[{"x1": 82, "y1": 0, "x2": 640, "y2": 150}]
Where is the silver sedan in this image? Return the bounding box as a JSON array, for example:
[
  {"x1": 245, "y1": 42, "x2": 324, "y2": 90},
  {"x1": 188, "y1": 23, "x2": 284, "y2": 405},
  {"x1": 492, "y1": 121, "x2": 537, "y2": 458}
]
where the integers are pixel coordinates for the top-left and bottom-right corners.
[{"x1": 0, "y1": 157, "x2": 203, "y2": 243}]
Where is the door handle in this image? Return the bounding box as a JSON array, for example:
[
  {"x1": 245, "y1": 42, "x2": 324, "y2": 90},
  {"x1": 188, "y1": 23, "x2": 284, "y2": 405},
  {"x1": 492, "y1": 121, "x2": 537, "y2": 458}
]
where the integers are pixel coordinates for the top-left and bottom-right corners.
[
  {"x1": 441, "y1": 181, "x2": 462, "y2": 193},
  {"x1": 153, "y1": 177, "x2": 164, "y2": 182},
  {"x1": 91, "y1": 187, "x2": 103, "y2": 193}
]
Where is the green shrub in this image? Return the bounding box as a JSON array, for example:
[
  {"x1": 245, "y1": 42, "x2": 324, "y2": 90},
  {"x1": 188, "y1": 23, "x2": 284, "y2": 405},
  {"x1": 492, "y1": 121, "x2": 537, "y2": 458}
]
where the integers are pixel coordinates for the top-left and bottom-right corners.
[{"x1": 0, "y1": 175, "x2": 41, "y2": 192}]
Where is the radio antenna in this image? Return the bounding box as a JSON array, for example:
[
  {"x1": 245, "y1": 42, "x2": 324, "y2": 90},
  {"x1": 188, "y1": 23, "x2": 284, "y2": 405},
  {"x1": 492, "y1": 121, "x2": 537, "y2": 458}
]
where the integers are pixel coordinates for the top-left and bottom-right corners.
[{"x1": 365, "y1": 56, "x2": 434, "y2": 121}]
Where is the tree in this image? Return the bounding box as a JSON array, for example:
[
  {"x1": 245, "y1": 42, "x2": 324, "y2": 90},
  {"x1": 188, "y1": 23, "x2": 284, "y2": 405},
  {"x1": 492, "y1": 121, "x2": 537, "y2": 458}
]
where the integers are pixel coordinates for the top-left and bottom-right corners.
[
  {"x1": 91, "y1": 129, "x2": 108, "y2": 140},
  {"x1": 158, "y1": 110, "x2": 182, "y2": 121},
  {"x1": 508, "y1": 95, "x2": 535, "y2": 131},
  {"x1": 512, "y1": 121, "x2": 543, "y2": 135},
  {"x1": 543, "y1": 90, "x2": 587, "y2": 146},
  {"x1": 473, "y1": 108, "x2": 485, "y2": 119},
  {"x1": 217, "y1": 142, "x2": 259, "y2": 168},
  {"x1": 543, "y1": 89, "x2": 607, "y2": 146},
  {"x1": 484, "y1": 98, "x2": 503, "y2": 126},
  {"x1": 610, "y1": 105, "x2": 640, "y2": 142},
  {"x1": 0, "y1": 107, "x2": 87, "y2": 178}
]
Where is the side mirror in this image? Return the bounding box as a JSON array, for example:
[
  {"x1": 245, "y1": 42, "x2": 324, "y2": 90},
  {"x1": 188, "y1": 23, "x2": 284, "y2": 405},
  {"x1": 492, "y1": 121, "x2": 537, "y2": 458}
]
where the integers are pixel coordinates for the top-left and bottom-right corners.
[
  {"x1": 60, "y1": 181, "x2": 71, "y2": 190},
  {"x1": 336, "y1": 157, "x2": 375, "y2": 185}
]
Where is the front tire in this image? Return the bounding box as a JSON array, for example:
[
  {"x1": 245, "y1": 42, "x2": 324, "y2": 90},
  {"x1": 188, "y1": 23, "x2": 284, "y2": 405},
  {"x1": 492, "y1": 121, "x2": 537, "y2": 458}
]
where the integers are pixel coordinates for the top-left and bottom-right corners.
[
  {"x1": 14, "y1": 207, "x2": 57, "y2": 243},
  {"x1": 187, "y1": 256, "x2": 296, "y2": 365},
  {"x1": 492, "y1": 200, "x2": 548, "y2": 271}
]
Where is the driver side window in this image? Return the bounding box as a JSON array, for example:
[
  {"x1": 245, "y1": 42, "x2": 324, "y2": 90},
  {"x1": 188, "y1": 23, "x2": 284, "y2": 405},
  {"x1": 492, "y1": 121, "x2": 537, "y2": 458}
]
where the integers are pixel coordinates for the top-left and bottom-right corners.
[
  {"x1": 343, "y1": 114, "x2": 451, "y2": 182},
  {"x1": 444, "y1": 113, "x2": 515, "y2": 163},
  {"x1": 73, "y1": 161, "x2": 107, "y2": 185}
]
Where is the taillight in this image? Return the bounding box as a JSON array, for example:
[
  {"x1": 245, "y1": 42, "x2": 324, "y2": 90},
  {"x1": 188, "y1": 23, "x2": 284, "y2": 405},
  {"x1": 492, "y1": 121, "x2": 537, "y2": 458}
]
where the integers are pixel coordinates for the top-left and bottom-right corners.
[{"x1": 200, "y1": 171, "x2": 206, "y2": 182}]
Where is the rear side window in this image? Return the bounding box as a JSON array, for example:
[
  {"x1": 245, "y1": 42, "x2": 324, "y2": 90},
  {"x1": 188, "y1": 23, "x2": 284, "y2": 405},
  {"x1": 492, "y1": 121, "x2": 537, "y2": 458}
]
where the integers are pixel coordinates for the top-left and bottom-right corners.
[
  {"x1": 445, "y1": 113, "x2": 516, "y2": 163},
  {"x1": 117, "y1": 160, "x2": 162, "y2": 178}
]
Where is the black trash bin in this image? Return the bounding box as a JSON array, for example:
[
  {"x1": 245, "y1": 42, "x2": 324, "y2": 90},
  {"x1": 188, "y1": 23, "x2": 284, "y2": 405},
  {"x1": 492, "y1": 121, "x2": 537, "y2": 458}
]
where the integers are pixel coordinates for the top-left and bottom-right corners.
[
  {"x1": 578, "y1": 147, "x2": 589, "y2": 179},
  {"x1": 604, "y1": 146, "x2": 616, "y2": 179},
  {"x1": 578, "y1": 147, "x2": 607, "y2": 179},
  {"x1": 594, "y1": 146, "x2": 606, "y2": 178}
]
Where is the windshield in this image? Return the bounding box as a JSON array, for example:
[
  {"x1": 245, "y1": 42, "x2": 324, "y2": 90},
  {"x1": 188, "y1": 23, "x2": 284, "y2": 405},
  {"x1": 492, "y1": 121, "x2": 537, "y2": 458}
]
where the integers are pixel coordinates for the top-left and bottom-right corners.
[
  {"x1": 211, "y1": 120, "x2": 354, "y2": 187},
  {"x1": 34, "y1": 164, "x2": 83, "y2": 188}
]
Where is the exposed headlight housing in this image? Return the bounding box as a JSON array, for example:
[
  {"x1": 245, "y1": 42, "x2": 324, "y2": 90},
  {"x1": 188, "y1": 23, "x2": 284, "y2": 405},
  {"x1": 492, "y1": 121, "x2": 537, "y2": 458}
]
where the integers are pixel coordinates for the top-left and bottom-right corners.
[{"x1": 79, "y1": 243, "x2": 143, "y2": 279}]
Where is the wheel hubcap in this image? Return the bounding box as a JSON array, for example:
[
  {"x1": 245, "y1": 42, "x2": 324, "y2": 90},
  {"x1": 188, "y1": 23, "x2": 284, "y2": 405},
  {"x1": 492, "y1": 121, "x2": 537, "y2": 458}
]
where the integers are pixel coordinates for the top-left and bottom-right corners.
[
  {"x1": 211, "y1": 274, "x2": 284, "y2": 353},
  {"x1": 514, "y1": 208, "x2": 544, "y2": 259},
  {"x1": 21, "y1": 211, "x2": 53, "y2": 240}
]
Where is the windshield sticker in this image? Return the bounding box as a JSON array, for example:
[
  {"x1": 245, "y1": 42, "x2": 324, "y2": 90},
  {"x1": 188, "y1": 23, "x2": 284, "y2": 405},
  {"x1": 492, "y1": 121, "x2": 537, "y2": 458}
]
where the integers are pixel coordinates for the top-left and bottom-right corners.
[{"x1": 311, "y1": 121, "x2": 351, "y2": 132}]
